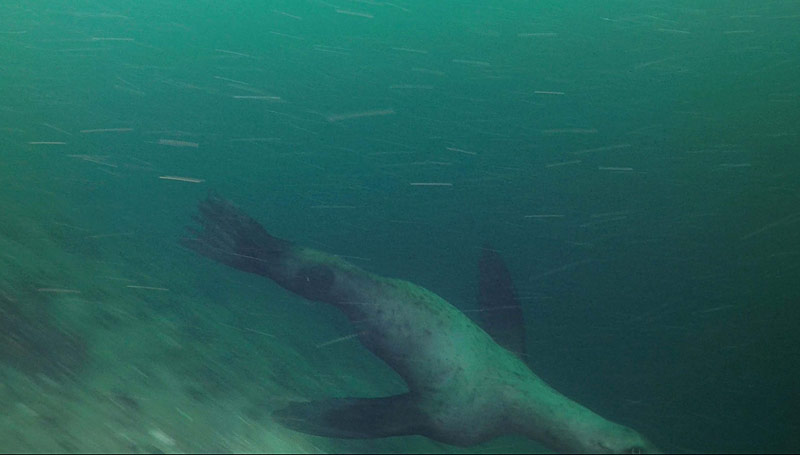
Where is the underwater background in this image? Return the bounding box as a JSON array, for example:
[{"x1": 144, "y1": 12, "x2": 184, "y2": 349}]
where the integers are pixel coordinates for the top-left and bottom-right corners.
[{"x1": 1, "y1": 0, "x2": 798, "y2": 453}]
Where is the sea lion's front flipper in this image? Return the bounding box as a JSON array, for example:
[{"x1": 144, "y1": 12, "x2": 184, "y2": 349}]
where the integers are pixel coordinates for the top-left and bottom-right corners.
[
  {"x1": 478, "y1": 245, "x2": 526, "y2": 357},
  {"x1": 273, "y1": 393, "x2": 427, "y2": 439}
]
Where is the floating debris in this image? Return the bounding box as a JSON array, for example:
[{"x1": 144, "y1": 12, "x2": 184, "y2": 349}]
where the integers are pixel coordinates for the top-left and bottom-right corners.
[
  {"x1": 335, "y1": 9, "x2": 373, "y2": 19},
  {"x1": 158, "y1": 139, "x2": 199, "y2": 148},
  {"x1": 542, "y1": 128, "x2": 598, "y2": 134},
  {"x1": 545, "y1": 160, "x2": 582, "y2": 168},
  {"x1": 80, "y1": 128, "x2": 133, "y2": 133},
  {"x1": 573, "y1": 144, "x2": 632, "y2": 155},
  {"x1": 36, "y1": 288, "x2": 81, "y2": 293},
  {"x1": 446, "y1": 147, "x2": 477, "y2": 155},
  {"x1": 326, "y1": 109, "x2": 395, "y2": 122},
  {"x1": 452, "y1": 59, "x2": 491, "y2": 67},
  {"x1": 598, "y1": 166, "x2": 634, "y2": 172},
  {"x1": 158, "y1": 176, "x2": 205, "y2": 183},
  {"x1": 316, "y1": 332, "x2": 363, "y2": 348},
  {"x1": 126, "y1": 285, "x2": 169, "y2": 291},
  {"x1": 232, "y1": 95, "x2": 282, "y2": 101},
  {"x1": 90, "y1": 37, "x2": 134, "y2": 41},
  {"x1": 390, "y1": 47, "x2": 428, "y2": 54}
]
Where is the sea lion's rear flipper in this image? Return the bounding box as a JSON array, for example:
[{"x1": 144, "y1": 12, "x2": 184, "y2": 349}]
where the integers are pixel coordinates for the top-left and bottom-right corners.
[
  {"x1": 181, "y1": 194, "x2": 292, "y2": 277},
  {"x1": 273, "y1": 393, "x2": 427, "y2": 439},
  {"x1": 183, "y1": 194, "x2": 374, "y2": 308},
  {"x1": 478, "y1": 245, "x2": 526, "y2": 357}
]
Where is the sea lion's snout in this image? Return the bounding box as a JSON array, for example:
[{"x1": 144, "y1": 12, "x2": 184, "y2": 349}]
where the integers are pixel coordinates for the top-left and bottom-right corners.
[
  {"x1": 615, "y1": 437, "x2": 662, "y2": 454},
  {"x1": 594, "y1": 425, "x2": 662, "y2": 454}
]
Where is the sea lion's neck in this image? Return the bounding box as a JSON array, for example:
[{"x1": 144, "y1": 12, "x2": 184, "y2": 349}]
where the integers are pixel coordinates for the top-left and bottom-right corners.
[{"x1": 507, "y1": 378, "x2": 638, "y2": 453}]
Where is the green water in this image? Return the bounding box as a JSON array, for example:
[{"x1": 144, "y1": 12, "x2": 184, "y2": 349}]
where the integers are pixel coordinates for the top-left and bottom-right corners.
[{"x1": 1, "y1": 0, "x2": 798, "y2": 453}]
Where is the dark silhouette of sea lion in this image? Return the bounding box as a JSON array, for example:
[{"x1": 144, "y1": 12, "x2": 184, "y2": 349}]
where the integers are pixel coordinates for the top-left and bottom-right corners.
[{"x1": 182, "y1": 194, "x2": 660, "y2": 453}]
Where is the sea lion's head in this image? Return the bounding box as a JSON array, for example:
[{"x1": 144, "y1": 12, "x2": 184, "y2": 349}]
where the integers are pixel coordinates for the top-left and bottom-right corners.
[{"x1": 594, "y1": 424, "x2": 662, "y2": 454}]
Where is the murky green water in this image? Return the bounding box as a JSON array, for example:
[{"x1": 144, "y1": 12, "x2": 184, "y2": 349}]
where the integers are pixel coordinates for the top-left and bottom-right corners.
[{"x1": 1, "y1": 1, "x2": 798, "y2": 453}]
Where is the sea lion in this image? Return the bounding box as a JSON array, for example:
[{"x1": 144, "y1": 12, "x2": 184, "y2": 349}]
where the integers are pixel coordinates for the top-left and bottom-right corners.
[{"x1": 182, "y1": 194, "x2": 660, "y2": 453}]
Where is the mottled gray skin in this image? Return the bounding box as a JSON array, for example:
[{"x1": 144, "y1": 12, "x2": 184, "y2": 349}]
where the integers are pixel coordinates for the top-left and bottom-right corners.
[{"x1": 184, "y1": 195, "x2": 660, "y2": 454}]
